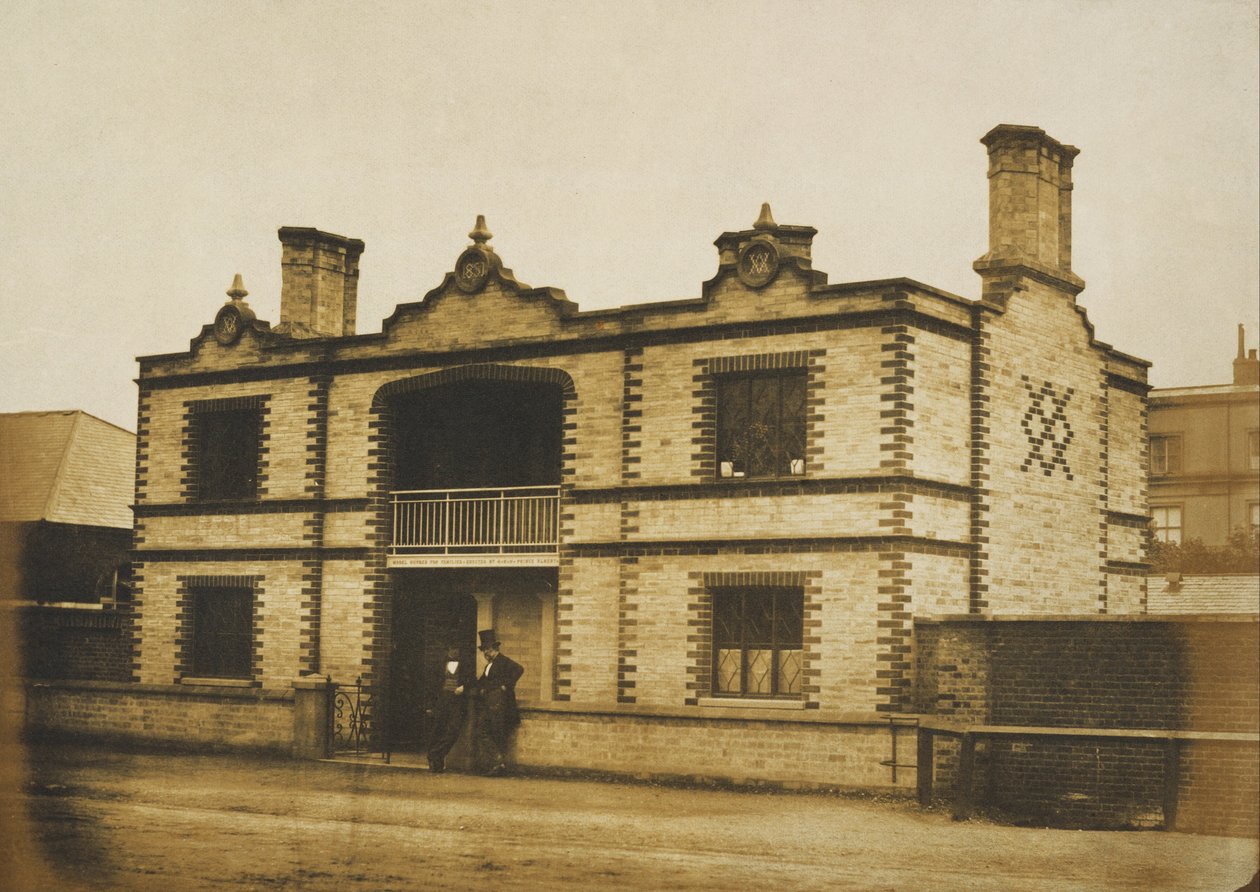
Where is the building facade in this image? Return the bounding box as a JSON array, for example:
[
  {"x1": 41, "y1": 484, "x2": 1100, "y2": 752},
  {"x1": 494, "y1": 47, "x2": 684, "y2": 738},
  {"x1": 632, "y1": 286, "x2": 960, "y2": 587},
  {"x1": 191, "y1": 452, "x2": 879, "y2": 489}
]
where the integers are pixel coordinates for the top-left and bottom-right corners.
[
  {"x1": 1148, "y1": 327, "x2": 1260, "y2": 548},
  {"x1": 125, "y1": 125, "x2": 1149, "y2": 786}
]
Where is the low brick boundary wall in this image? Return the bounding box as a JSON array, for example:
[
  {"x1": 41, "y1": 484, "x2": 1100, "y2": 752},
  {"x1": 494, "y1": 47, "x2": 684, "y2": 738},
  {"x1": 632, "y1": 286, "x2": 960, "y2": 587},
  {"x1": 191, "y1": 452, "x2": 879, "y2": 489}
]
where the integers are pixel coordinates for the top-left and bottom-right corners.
[
  {"x1": 516, "y1": 706, "x2": 914, "y2": 791},
  {"x1": 17, "y1": 606, "x2": 133, "y2": 682},
  {"x1": 914, "y1": 615, "x2": 1260, "y2": 837},
  {"x1": 22, "y1": 680, "x2": 295, "y2": 753}
]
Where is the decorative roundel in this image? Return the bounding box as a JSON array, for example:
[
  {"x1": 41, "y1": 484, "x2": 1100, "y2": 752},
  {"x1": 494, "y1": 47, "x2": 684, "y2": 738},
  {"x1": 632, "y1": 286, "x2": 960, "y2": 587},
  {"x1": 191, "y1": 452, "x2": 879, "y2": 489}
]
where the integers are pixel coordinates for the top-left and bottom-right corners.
[
  {"x1": 213, "y1": 304, "x2": 244, "y2": 345},
  {"x1": 737, "y1": 239, "x2": 780, "y2": 288},
  {"x1": 454, "y1": 246, "x2": 492, "y2": 294}
]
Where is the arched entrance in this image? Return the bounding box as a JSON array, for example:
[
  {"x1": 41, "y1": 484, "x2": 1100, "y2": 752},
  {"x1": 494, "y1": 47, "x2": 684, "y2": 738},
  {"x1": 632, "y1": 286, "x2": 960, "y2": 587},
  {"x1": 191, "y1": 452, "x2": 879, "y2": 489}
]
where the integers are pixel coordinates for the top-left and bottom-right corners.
[{"x1": 370, "y1": 365, "x2": 573, "y2": 753}]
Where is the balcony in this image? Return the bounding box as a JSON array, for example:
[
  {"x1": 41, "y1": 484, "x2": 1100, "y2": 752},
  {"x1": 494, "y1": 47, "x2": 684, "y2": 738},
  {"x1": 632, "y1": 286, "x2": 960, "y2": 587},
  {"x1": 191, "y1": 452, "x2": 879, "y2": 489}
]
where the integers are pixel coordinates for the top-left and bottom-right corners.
[{"x1": 388, "y1": 485, "x2": 560, "y2": 568}]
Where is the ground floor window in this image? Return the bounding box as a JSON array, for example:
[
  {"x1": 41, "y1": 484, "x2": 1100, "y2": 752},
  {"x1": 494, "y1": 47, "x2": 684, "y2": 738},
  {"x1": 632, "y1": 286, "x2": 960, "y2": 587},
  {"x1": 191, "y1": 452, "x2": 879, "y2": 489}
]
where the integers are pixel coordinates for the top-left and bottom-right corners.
[
  {"x1": 712, "y1": 586, "x2": 803, "y2": 698},
  {"x1": 191, "y1": 587, "x2": 253, "y2": 678}
]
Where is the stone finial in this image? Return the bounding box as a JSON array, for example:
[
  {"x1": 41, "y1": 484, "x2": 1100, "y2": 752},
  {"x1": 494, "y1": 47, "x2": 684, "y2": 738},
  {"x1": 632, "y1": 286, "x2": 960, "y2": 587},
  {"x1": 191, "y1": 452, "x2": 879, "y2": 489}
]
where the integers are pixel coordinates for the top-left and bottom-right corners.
[
  {"x1": 226, "y1": 273, "x2": 248, "y2": 301},
  {"x1": 753, "y1": 203, "x2": 778, "y2": 231},
  {"x1": 469, "y1": 215, "x2": 493, "y2": 244}
]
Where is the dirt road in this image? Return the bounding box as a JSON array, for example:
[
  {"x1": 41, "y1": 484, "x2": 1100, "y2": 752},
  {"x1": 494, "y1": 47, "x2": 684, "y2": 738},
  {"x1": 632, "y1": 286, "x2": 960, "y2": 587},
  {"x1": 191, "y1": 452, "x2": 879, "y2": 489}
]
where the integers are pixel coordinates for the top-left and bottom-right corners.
[{"x1": 3, "y1": 744, "x2": 1257, "y2": 891}]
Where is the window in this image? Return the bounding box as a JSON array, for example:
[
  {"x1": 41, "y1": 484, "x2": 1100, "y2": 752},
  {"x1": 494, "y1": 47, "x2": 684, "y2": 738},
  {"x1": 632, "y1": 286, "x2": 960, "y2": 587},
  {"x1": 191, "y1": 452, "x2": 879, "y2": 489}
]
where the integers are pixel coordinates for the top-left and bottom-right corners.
[
  {"x1": 191, "y1": 587, "x2": 253, "y2": 678},
  {"x1": 1249, "y1": 502, "x2": 1259, "y2": 535},
  {"x1": 716, "y1": 372, "x2": 806, "y2": 479},
  {"x1": 1248, "y1": 431, "x2": 1259, "y2": 472},
  {"x1": 1150, "y1": 435, "x2": 1182, "y2": 476},
  {"x1": 712, "y1": 587, "x2": 803, "y2": 698},
  {"x1": 195, "y1": 407, "x2": 260, "y2": 500},
  {"x1": 1151, "y1": 505, "x2": 1183, "y2": 545}
]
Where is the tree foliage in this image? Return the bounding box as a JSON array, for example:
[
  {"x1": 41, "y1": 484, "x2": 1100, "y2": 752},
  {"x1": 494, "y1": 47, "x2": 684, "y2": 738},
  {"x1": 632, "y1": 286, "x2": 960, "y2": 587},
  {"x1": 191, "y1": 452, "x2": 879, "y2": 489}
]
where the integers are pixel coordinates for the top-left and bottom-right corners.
[{"x1": 1147, "y1": 527, "x2": 1260, "y2": 574}]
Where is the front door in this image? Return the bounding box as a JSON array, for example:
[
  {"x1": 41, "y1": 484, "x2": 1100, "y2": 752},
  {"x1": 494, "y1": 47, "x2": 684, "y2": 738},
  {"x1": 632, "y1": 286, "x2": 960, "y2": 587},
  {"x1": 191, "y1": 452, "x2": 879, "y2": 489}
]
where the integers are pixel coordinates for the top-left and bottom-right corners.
[{"x1": 389, "y1": 578, "x2": 477, "y2": 751}]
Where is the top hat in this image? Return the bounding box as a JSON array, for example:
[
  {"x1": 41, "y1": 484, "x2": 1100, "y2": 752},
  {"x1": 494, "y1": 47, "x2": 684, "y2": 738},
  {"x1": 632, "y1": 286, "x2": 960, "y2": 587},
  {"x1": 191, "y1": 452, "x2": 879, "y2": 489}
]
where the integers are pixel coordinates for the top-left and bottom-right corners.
[{"x1": 478, "y1": 629, "x2": 500, "y2": 650}]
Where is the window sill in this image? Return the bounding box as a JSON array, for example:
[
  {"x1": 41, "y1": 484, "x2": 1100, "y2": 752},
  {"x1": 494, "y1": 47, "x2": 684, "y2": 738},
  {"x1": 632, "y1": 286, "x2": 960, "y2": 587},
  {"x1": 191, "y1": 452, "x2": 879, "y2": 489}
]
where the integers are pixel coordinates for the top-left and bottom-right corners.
[
  {"x1": 179, "y1": 677, "x2": 258, "y2": 688},
  {"x1": 696, "y1": 697, "x2": 805, "y2": 710}
]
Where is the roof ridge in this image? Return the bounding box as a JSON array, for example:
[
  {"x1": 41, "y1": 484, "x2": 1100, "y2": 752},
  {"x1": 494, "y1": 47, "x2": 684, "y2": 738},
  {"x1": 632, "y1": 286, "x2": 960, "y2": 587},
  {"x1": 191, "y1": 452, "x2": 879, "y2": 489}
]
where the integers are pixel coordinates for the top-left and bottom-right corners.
[{"x1": 42, "y1": 410, "x2": 84, "y2": 520}]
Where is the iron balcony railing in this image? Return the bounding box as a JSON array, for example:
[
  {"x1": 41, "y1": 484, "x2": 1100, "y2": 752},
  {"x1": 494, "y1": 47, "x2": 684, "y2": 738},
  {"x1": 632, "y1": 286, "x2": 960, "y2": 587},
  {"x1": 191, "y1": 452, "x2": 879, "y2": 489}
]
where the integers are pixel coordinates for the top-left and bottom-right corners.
[{"x1": 390, "y1": 485, "x2": 560, "y2": 557}]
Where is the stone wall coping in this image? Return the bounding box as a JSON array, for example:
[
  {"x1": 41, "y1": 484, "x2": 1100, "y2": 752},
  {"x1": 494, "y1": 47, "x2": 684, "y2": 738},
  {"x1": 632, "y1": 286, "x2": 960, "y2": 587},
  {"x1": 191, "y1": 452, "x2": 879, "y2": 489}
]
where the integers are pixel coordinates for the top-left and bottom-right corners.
[
  {"x1": 918, "y1": 720, "x2": 1259, "y2": 743},
  {"x1": 291, "y1": 676, "x2": 335, "y2": 690},
  {"x1": 916, "y1": 613, "x2": 1259, "y2": 625},
  {"x1": 25, "y1": 678, "x2": 294, "y2": 703},
  {"x1": 521, "y1": 701, "x2": 903, "y2": 728}
]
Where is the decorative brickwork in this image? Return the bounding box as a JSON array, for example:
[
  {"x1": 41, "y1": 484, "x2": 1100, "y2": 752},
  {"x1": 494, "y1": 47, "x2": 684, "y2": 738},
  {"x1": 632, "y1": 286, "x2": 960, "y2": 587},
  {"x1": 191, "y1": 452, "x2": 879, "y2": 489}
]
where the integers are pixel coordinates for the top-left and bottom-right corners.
[
  {"x1": 616, "y1": 556, "x2": 639, "y2": 703},
  {"x1": 621, "y1": 347, "x2": 644, "y2": 482},
  {"x1": 968, "y1": 312, "x2": 993, "y2": 614},
  {"x1": 300, "y1": 374, "x2": 331, "y2": 671},
  {"x1": 874, "y1": 553, "x2": 913, "y2": 712},
  {"x1": 1096, "y1": 374, "x2": 1110, "y2": 612},
  {"x1": 1019, "y1": 375, "x2": 1076, "y2": 479},
  {"x1": 879, "y1": 323, "x2": 915, "y2": 473}
]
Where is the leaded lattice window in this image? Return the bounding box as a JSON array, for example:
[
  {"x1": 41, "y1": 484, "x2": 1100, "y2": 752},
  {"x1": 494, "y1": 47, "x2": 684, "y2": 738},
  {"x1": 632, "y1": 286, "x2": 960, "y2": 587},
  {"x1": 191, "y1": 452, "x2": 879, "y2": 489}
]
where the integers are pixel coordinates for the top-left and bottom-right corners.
[
  {"x1": 716, "y1": 372, "x2": 806, "y2": 479},
  {"x1": 712, "y1": 587, "x2": 803, "y2": 698},
  {"x1": 191, "y1": 587, "x2": 253, "y2": 678}
]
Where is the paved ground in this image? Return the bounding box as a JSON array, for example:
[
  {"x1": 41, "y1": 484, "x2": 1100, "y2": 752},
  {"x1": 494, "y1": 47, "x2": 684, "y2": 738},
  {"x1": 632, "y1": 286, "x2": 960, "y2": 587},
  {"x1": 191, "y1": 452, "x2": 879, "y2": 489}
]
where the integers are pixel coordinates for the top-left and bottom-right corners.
[{"x1": 2, "y1": 743, "x2": 1257, "y2": 891}]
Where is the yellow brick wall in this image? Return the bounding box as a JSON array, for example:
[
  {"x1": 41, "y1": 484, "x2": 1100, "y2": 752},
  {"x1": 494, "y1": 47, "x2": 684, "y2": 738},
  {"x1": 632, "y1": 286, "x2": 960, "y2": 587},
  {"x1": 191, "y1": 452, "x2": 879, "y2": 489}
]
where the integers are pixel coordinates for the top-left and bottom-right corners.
[
  {"x1": 913, "y1": 330, "x2": 972, "y2": 485},
  {"x1": 980, "y1": 283, "x2": 1111, "y2": 612}
]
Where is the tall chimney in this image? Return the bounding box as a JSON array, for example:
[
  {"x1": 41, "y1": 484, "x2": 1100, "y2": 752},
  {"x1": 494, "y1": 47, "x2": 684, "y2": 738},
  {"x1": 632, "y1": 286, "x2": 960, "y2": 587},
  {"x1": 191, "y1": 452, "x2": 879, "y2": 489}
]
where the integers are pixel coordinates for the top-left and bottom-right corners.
[
  {"x1": 1234, "y1": 323, "x2": 1260, "y2": 386},
  {"x1": 277, "y1": 227, "x2": 365, "y2": 337},
  {"x1": 974, "y1": 125, "x2": 1084, "y2": 295}
]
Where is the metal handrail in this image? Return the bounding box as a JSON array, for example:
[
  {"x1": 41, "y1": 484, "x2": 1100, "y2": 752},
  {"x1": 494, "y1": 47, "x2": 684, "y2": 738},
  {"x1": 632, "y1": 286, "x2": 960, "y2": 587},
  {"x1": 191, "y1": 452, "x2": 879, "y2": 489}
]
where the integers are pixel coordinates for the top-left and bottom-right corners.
[{"x1": 390, "y1": 485, "x2": 560, "y2": 555}]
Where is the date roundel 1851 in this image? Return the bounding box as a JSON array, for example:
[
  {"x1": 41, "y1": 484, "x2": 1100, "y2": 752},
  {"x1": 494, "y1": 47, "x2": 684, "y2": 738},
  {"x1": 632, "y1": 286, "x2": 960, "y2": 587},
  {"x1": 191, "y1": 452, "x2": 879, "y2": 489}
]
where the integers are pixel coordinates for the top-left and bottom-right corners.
[
  {"x1": 213, "y1": 304, "x2": 243, "y2": 345},
  {"x1": 737, "y1": 239, "x2": 780, "y2": 288},
  {"x1": 454, "y1": 247, "x2": 492, "y2": 294}
]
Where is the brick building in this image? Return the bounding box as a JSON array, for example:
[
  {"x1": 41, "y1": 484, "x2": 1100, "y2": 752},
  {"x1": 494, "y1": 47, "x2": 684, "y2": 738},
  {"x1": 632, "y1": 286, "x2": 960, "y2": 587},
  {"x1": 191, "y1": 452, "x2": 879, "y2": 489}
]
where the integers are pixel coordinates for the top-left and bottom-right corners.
[
  {"x1": 1148, "y1": 326, "x2": 1259, "y2": 548},
  {"x1": 115, "y1": 124, "x2": 1150, "y2": 785}
]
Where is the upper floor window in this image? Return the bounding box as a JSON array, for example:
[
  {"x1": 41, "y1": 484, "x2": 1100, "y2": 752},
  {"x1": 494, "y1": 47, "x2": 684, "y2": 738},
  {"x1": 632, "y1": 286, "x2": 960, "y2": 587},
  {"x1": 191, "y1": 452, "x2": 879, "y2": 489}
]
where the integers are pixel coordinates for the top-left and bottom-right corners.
[
  {"x1": 1151, "y1": 505, "x2": 1183, "y2": 545},
  {"x1": 716, "y1": 372, "x2": 806, "y2": 479},
  {"x1": 194, "y1": 406, "x2": 261, "y2": 500},
  {"x1": 712, "y1": 586, "x2": 803, "y2": 698},
  {"x1": 1150, "y1": 435, "x2": 1183, "y2": 476},
  {"x1": 191, "y1": 586, "x2": 253, "y2": 678},
  {"x1": 1248, "y1": 430, "x2": 1259, "y2": 472}
]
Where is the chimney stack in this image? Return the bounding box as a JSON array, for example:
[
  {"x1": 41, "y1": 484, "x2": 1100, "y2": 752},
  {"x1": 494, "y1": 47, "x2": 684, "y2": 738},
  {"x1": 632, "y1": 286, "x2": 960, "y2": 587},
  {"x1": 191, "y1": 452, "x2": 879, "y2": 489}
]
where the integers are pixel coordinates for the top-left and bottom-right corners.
[
  {"x1": 277, "y1": 227, "x2": 365, "y2": 337},
  {"x1": 974, "y1": 125, "x2": 1084, "y2": 295},
  {"x1": 1234, "y1": 323, "x2": 1260, "y2": 386}
]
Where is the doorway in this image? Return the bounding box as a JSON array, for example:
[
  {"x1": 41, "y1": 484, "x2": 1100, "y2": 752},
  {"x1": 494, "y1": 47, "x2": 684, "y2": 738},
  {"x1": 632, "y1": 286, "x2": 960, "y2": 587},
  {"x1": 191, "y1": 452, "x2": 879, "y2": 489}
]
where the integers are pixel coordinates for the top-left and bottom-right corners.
[{"x1": 388, "y1": 575, "x2": 477, "y2": 751}]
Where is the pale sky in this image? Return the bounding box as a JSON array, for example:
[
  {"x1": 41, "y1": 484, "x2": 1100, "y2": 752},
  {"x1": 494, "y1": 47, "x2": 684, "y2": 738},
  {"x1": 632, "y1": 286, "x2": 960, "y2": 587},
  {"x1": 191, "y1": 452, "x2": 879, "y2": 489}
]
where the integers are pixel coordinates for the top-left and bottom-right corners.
[{"x1": 2, "y1": 1, "x2": 1257, "y2": 432}]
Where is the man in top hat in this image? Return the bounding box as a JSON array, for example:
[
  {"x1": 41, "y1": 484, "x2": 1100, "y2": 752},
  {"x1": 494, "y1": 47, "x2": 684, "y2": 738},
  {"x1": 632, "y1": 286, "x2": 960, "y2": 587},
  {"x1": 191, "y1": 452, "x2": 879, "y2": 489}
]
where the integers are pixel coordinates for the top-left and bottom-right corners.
[
  {"x1": 473, "y1": 629, "x2": 524, "y2": 775},
  {"x1": 427, "y1": 644, "x2": 474, "y2": 773}
]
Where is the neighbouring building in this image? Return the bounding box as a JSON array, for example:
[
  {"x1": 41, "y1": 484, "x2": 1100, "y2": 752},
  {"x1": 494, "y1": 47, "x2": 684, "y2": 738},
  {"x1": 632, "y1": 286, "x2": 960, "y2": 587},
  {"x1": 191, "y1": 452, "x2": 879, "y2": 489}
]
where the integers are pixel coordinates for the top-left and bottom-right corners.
[
  {"x1": 1148, "y1": 326, "x2": 1260, "y2": 548},
  {"x1": 34, "y1": 125, "x2": 1155, "y2": 787},
  {"x1": 0, "y1": 410, "x2": 135, "y2": 680},
  {"x1": 1145, "y1": 326, "x2": 1259, "y2": 615}
]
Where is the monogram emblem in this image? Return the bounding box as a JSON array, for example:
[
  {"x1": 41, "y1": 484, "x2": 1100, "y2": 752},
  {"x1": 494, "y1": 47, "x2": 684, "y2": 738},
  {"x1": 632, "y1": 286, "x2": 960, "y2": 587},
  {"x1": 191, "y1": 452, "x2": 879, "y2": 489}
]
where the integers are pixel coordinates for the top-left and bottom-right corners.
[
  {"x1": 736, "y1": 239, "x2": 779, "y2": 288},
  {"x1": 1020, "y1": 377, "x2": 1075, "y2": 480},
  {"x1": 213, "y1": 305, "x2": 243, "y2": 345}
]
